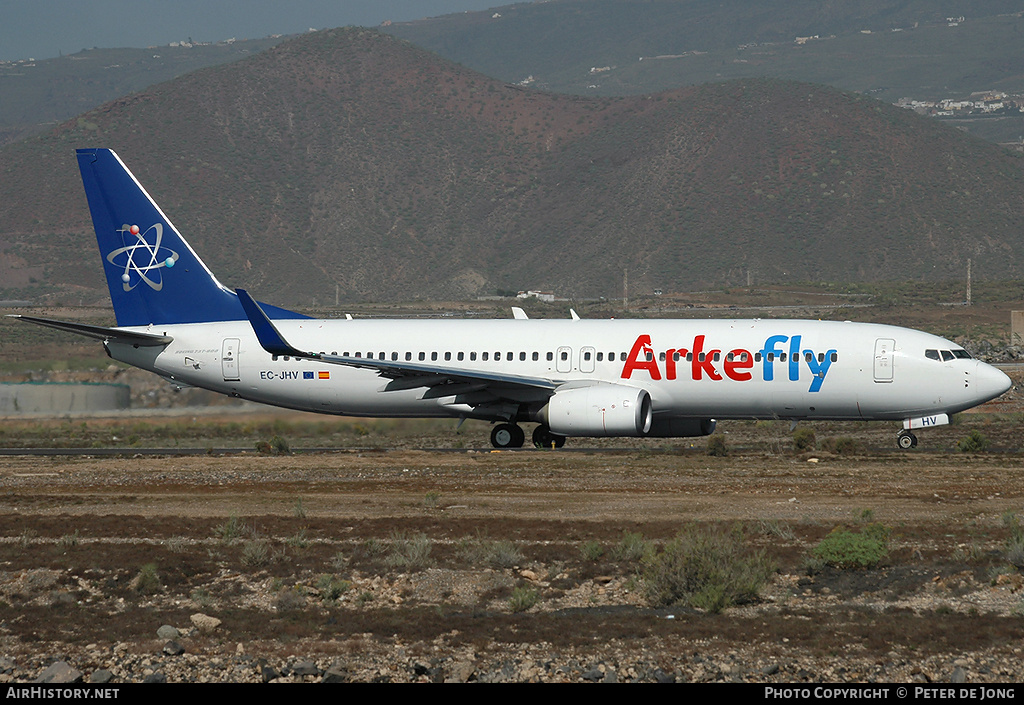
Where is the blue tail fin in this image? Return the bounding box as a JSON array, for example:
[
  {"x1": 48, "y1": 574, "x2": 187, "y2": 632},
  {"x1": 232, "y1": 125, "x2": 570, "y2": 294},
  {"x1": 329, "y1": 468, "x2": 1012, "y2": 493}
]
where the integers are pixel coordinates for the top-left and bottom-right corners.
[{"x1": 76, "y1": 148, "x2": 305, "y2": 326}]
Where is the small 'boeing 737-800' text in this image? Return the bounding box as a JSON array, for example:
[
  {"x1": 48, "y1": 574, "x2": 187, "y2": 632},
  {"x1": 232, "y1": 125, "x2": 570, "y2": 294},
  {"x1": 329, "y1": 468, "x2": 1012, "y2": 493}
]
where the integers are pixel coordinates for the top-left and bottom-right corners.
[{"x1": 12, "y1": 149, "x2": 1012, "y2": 449}]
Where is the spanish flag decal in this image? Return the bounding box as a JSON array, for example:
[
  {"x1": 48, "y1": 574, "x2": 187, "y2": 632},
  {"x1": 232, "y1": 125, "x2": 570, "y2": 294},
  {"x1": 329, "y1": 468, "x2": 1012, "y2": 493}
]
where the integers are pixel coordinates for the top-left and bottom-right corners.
[{"x1": 318, "y1": 371, "x2": 330, "y2": 380}]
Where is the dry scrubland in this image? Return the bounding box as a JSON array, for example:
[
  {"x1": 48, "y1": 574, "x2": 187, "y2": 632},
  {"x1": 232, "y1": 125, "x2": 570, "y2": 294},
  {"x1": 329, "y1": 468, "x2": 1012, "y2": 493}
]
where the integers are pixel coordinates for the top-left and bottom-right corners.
[{"x1": 0, "y1": 407, "x2": 1023, "y2": 682}]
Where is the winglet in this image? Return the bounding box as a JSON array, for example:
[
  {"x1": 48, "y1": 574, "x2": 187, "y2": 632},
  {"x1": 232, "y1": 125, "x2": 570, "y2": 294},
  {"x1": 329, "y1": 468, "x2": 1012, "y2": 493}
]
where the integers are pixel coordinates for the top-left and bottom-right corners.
[
  {"x1": 511, "y1": 307, "x2": 528, "y2": 320},
  {"x1": 237, "y1": 288, "x2": 315, "y2": 358}
]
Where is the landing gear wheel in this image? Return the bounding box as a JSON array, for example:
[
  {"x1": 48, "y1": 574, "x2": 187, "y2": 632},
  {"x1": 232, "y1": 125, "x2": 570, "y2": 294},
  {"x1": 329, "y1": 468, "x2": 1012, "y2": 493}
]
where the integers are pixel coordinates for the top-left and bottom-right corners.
[
  {"x1": 532, "y1": 424, "x2": 566, "y2": 449},
  {"x1": 490, "y1": 423, "x2": 525, "y2": 449},
  {"x1": 896, "y1": 430, "x2": 918, "y2": 450}
]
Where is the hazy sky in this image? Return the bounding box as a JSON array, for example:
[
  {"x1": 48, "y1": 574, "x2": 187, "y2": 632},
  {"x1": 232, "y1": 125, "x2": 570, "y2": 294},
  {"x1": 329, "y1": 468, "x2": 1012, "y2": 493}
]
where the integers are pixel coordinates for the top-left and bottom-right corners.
[{"x1": 1, "y1": 0, "x2": 501, "y2": 61}]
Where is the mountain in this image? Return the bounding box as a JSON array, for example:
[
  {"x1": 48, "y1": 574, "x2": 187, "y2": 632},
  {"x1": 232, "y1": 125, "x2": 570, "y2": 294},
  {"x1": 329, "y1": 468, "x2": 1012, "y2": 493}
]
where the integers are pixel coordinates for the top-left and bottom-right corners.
[
  {"x1": 0, "y1": 36, "x2": 290, "y2": 147},
  {"x1": 5, "y1": 1, "x2": 1024, "y2": 148},
  {"x1": 383, "y1": 0, "x2": 1024, "y2": 99},
  {"x1": 0, "y1": 27, "x2": 1022, "y2": 307}
]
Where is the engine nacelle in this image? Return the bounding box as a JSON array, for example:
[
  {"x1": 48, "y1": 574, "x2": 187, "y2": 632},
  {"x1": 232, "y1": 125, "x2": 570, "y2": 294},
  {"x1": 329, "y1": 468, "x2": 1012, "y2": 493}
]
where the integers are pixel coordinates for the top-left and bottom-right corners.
[
  {"x1": 645, "y1": 417, "x2": 717, "y2": 438},
  {"x1": 540, "y1": 384, "x2": 653, "y2": 437}
]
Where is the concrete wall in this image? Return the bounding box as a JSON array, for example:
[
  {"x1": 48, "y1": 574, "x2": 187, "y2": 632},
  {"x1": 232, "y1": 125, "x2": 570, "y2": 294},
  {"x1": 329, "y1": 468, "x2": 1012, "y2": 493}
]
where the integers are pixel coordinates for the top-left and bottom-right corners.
[
  {"x1": 0, "y1": 382, "x2": 130, "y2": 414},
  {"x1": 1013, "y1": 311, "x2": 1024, "y2": 345}
]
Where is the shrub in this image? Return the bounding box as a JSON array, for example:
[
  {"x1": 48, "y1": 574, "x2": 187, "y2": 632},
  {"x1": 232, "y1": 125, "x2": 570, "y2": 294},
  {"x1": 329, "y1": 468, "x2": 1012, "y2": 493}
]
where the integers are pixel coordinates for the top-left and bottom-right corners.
[
  {"x1": 640, "y1": 525, "x2": 776, "y2": 613},
  {"x1": 822, "y1": 436, "x2": 857, "y2": 454},
  {"x1": 459, "y1": 537, "x2": 523, "y2": 568},
  {"x1": 133, "y1": 563, "x2": 162, "y2": 595},
  {"x1": 508, "y1": 586, "x2": 539, "y2": 613},
  {"x1": 792, "y1": 427, "x2": 816, "y2": 452},
  {"x1": 316, "y1": 575, "x2": 352, "y2": 602},
  {"x1": 612, "y1": 530, "x2": 653, "y2": 561},
  {"x1": 385, "y1": 531, "x2": 433, "y2": 571},
  {"x1": 706, "y1": 434, "x2": 728, "y2": 457},
  {"x1": 216, "y1": 514, "x2": 247, "y2": 543},
  {"x1": 957, "y1": 430, "x2": 990, "y2": 452},
  {"x1": 811, "y1": 523, "x2": 890, "y2": 569},
  {"x1": 580, "y1": 540, "x2": 605, "y2": 561},
  {"x1": 1004, "y1": 512, "x2": 1024, "y2": 568},
  {"x1": 241, "y1": 539, "x2": 271, "y2": 567}
]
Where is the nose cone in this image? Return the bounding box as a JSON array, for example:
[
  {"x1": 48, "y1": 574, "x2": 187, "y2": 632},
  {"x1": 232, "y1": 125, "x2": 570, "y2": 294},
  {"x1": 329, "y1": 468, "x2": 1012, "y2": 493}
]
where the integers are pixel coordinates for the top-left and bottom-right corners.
[{"x1": 976, "y1": 362, "x2": 1012, "y2": 404}]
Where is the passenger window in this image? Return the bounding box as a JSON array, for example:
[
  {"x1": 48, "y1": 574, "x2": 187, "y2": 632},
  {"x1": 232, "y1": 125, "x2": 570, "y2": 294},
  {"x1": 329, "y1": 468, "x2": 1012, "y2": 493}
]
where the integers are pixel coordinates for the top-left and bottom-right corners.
[
  {"x1": 520, "y1": 352, "x2": 526, "y2": 361},
  {"x1": 405, "y1": 352, "x2": 412, "y2": 361},
  {"x1": 494, "y1": 352, "x2": 501, "y2": 361},
  {"x1": 444, "y1": 352, "x2": 451, "y2": 361},
  {"x1": 482, "y1": 352, "x2": 489, "y2": 361},
  {"x1": 830, "y1": 352, "x2": 838, "y2": 363},
  {"x1": 561, "y1": 351, "x2": 569, "y2": 361},
  {"x1": 925, "y1": 349, "x2": 940, "y2": 361},
  {"x1": 431, "y1": 352, "x2": 438, "y2": 361},
  {"x1": 458, "y1": 352, "x2": 464, "y2": 361},
  {"x1": 548, "y1": 352, "x2": 554, "y2": 361},
  {"x1": 658, "y1": 352, "x2": 665, "y2": 361},
  {"x1": 597, "y1": 352, "x2": 604, "y2": 362},
  {"x1": 532, "y1": 352, "x2": 539, "y2": 361},
  {"x1": 418, "y1": 352, "x2": 425, "y2": 361},
  {"x1": 470, "y1": 352, "x2": 477, "y2": 361}
]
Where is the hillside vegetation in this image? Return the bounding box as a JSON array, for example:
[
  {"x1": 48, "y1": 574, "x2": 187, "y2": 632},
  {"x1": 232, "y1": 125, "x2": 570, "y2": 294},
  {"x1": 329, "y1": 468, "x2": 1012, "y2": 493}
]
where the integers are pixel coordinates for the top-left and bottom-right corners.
[{"x1": 0, "y1": 28, "x2": 1022, "y2": 306}]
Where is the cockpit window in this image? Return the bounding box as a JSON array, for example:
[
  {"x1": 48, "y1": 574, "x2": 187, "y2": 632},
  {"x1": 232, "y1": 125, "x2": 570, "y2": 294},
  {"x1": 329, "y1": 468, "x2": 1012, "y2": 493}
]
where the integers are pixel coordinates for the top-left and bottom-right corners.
[
  {"x1": 952, "y1": 349, "x2": 972, "y2": 359},
  {"x1": 940, "y1": 350, "x2": 954, "y2": 362},
  {"x1": 925, "y1": 349, "x2": 940, "y2": 361}
]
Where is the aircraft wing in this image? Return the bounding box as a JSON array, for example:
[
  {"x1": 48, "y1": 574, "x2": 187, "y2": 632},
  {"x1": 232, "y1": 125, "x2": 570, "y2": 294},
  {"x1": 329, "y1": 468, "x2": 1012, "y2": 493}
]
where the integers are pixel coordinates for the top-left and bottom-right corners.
[
  {"x1": 236, "y1": 289, "x2": 557, "y2": 394},
  {"x1": 8, "y1": 315, "x2": 173, "y2": 346}
]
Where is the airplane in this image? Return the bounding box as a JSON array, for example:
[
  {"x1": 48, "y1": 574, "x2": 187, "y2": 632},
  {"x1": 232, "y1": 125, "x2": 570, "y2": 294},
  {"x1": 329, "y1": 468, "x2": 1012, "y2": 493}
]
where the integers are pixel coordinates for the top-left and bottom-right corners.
[{"x1": 10, "y1": 148, "x2": 1013, "y2": 450}]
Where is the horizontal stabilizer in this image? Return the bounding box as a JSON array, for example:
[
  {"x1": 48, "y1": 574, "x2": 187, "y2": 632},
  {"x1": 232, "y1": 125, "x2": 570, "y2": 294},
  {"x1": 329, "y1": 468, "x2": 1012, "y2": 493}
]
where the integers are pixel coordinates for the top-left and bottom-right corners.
[{"x1": 9, "y1": 315, "x2": 173, "y2": 346}]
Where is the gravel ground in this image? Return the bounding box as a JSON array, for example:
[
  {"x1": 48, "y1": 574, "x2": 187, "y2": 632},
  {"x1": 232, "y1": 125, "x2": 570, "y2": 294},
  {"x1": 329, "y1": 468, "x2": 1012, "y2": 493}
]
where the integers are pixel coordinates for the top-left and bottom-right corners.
[{"x1": 1, "y1": 437, "x2": 1023, "y2": 683}]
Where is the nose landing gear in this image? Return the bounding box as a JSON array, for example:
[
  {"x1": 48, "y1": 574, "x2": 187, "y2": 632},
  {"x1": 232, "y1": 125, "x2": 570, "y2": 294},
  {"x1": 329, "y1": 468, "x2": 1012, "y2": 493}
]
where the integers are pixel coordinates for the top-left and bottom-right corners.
[{"x1": 896, "y1": 430, "x2": 918, "y2": 449}]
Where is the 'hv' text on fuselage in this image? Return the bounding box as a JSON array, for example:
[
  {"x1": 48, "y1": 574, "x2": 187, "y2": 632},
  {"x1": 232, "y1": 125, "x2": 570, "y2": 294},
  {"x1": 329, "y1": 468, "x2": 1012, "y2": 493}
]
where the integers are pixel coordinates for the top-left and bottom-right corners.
[{"x1": 620, "y1": 334, "x2": 838, "y2": 393}]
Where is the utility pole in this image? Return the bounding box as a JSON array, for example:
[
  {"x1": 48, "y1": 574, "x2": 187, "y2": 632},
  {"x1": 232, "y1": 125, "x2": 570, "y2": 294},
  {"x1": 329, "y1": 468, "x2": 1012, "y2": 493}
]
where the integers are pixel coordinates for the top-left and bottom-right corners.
[
  {"x1": 623, "y1": 268, "x2": 628, "y2": 311},
  {"x1": 966, "y1": 258, "x2": 972, "y2": 306}
]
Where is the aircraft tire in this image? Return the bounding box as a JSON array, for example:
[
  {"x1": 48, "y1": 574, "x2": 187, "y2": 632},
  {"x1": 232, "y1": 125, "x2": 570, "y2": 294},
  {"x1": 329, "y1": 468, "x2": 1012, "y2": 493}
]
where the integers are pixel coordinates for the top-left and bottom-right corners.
[
  {"x1": 532, "y1": 425, "x2": 566, "y2": 450},
  {"x1": 491, "y1": 423, "x2": 525, "y2": 449},
  {"x1": 897, "y1": 431, "x2": 917, "y2": 450}
]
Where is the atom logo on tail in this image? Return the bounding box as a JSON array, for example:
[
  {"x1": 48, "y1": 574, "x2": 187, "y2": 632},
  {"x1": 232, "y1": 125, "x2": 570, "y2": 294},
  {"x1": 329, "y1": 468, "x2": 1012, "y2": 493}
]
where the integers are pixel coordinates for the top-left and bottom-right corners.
[{"x1": 106, "y1": 223, "x2": 179, "y2": 291}]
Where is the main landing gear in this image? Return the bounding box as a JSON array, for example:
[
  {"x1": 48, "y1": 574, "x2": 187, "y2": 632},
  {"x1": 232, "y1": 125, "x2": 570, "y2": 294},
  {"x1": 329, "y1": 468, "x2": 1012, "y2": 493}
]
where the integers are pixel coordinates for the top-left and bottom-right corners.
[
  {"x1": 489, "y1": 423, "x2": 566, "y2": 449},
  {"x1": 896, "y1": 430, "x2": 918, "y2": 450},
  {"x1": 490, "y1": 423, "x2": 525, "y2": 449}
]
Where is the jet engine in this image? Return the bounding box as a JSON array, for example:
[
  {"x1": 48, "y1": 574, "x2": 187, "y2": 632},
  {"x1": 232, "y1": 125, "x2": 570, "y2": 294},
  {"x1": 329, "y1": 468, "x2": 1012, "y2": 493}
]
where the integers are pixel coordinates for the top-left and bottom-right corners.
[{"x1": 540, "y1": 384, "x2": 653, "y2": 437}]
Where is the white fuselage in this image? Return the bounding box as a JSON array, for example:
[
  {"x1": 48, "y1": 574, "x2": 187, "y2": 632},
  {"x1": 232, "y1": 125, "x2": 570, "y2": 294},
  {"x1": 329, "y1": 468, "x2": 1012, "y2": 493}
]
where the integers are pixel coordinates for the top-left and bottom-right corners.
[{"x1": 106, "y1": 317, "x2": 1011, "y2": 424}]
